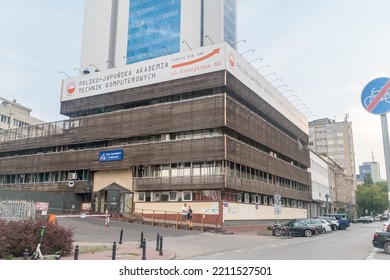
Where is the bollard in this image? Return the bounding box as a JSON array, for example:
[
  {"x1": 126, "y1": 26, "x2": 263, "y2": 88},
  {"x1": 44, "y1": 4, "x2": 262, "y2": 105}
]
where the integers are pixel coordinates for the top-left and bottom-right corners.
[
  {"x1": 139, "y1": 231, "x2": 144, "y2": 248},
  {"x1": 112, "y1": 242, "x2": 117, "y2": 260},
  {"x1": 159, "y1": 235, "x2": 163, "y2": 256},
  {"x1": 119, "y1": 228, "x2": 123, "y2": 245},
  {"x1": 23, "y1": 249, "x2": 29, "y2": 260},
  {"x1": 156, "y1": 233, "x2": 160, "y2": 251},
  {"x1": 142, "y1": 239, "x2": 146, "y2": 260},
  {"x1": 74, "y1": 245, "x2": 79, "y2": 260}
]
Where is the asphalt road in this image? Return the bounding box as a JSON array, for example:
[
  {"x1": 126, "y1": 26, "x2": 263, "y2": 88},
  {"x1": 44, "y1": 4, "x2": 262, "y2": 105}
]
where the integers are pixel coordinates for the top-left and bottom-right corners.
[{"x1": 57, "y1": 217, "x2": 389, "y2": 260}]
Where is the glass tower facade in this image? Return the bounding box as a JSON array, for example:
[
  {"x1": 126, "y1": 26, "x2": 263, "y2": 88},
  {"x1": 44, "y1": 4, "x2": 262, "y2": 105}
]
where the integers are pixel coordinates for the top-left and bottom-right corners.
[
  {"x1": 224, "y1": 0, "x2": 236, "y2": 45},
  {"x1": 127, "y1": 0, "x2": 181, "y2": 64}
]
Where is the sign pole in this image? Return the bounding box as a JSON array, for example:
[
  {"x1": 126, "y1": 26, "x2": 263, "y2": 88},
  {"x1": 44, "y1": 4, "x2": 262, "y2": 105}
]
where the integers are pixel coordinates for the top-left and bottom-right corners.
[{"x1": 380, "y1": 114, "x2": 390, "y2": 212}]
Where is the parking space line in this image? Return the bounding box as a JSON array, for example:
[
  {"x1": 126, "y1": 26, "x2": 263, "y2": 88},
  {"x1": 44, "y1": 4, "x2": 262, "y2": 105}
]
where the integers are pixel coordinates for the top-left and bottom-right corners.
[{"x1": 366, "y1": 248, "x2": 377, "y2": 260}]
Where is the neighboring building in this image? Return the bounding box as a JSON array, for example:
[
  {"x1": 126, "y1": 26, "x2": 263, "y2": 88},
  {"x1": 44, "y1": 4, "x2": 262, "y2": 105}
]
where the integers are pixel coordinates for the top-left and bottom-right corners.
[
  {"x1": 0, "y1": 42, "x2": 311, "y2": 226},
  {"x1": 308, "y1": 150, "x2": 331, "y2": 217},
  {"x1": 0, "y1": 98, "x2": 44, "y2": 131},
  {"x1": 358, "y1": 161, "x2": 381, "y2": 184},
  {"x1": 309, "y1": 117, "x2": 357, "y2": 210},
  {"x1": 80, "y1": 0, "x2": 237, "y2": 73}
]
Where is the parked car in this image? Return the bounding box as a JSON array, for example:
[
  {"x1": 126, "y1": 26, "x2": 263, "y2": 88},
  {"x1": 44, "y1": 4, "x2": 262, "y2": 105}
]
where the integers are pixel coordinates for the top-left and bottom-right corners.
[
  {"x1": 324, "y1": 214, "x2": 350, "y2": 230},
  {"x1": 374, "y1": 215, "x2": 381, "y2": 221},
  {"x1": 316, "y1": 216, "x2": 339, "y2": 231},
  {"x1": 288, "y1": 218, "x2": 325, "y2": 234},
  {"x1": 317, "y1": 219, "x2": 333, "y2": 233},
  {"x1": 353, "y1": 216, "x2": 374, "y2": 224},
  {"x1": 382, "y1": 220, "x2": 390, "y2": 232},
  {"x1": 372, "y1": 231, "x2": 390, "y2": 254},
  {"x1": 283, "y1": 221, "x2": 318, "y2": 237}
]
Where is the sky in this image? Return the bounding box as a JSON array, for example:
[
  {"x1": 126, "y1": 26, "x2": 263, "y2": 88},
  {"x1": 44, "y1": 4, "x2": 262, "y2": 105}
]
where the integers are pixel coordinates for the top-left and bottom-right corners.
[{"x1": 1, "y1": 0, "x2": 390, "y2": 179}]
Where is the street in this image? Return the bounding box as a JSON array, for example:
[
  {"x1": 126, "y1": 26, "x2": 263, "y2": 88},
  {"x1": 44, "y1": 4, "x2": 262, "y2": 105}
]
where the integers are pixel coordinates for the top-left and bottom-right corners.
[{"x1": 58, "y1": 217, "x2": 389, "y2": 260}]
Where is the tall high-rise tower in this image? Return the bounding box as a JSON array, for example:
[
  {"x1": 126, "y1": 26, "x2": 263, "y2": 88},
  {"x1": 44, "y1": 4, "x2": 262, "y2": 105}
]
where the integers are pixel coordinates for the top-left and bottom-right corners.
[{"x1": 79, "y1": 0, "x2": 237, "y2": 72}]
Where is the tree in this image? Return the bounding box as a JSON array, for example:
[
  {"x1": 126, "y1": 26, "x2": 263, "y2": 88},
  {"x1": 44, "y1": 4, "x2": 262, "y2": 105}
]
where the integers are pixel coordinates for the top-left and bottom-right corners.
[{"x1": 355, "y1": 181, "x2": 388, "y2": 216}]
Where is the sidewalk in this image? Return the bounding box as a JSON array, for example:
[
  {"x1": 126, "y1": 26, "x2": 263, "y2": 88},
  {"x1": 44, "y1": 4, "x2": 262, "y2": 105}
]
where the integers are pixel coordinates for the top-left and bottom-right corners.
[{"x1": 61, "y1": 241, "x2": 175, "y2": 260}]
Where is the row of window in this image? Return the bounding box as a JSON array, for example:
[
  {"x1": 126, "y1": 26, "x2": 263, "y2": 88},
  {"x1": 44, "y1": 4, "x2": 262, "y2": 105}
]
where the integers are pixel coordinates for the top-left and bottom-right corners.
[
  {"x1": 0, "y1": 114, "x2": 29, "y2": 127},
  {"x1": 137, "y1": 190, "x2": 307, "y2": 208}
]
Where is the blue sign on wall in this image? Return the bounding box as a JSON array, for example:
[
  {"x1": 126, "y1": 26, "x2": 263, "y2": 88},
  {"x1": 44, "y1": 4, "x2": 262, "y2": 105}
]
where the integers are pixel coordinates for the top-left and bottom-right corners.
[
  {"x1": 98, "y1": 149, "x2": 123, "y2": 162},
  {"x1": 361, "y1": 77, "x2": 390, "y2": 115}
]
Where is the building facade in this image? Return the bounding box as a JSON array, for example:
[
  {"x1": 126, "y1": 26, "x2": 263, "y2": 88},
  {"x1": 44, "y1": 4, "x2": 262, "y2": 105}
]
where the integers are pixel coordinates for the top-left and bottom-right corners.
[
  {"x1": 0, "y1": 42, "x2": 311, "y2": 226},
  {"x1": 358, "y1": 161, "x2": 381, "y2": 184},
  {"x1": 80, "y1": 0, "x2": 237, "y2": 73},
  {"x1": 309, "y1": 118, "x2": 357, "y2": 212},
  {"x1": 0, "y1": 98, "x2": 44, "y2": 131}
]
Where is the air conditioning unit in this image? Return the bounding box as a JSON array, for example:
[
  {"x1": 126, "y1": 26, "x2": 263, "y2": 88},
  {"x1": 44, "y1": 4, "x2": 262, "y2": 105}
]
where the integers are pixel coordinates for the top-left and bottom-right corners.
[
  {"x1": 161, "y1": 134, "x2": 170, "y2": 142},
  {"x1": 68, "y1": 173, "x2": 77, "y2": 180}
]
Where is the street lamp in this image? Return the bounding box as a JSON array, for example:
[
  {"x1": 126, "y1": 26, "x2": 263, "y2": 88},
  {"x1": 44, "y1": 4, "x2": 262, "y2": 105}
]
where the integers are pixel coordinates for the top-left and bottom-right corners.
[
  {"x1": 90, "y1": 64, "x2": 100, "y2": 72},
  {"x1": 240, "y1": 49, "x2": 254, "y2": 56},
  {"x1": 256, "y1": 65, "x2": 270, "y2": 71},
  {"x1": 275, "y1": 84, "x2": 288, "y2": 89},
  {"x1": 73, "y1": 68, "x2": 83, "y2": 74},
  {"x1": 205, "y1": 35, "x2": 214, "y2": 44},
  {"x1": 182, "y1": 40, "x2": 192, "y2": 50},
  {"x1": 249, "y1": 58, "x2": 263, "y2": 64},
  {"x1": 231, "y1": 39, "x2": 246, "y2": 48},
  {"x1": 162, "y1": 46, "x2": 171, "y2": 55},
  {"x1": 59, "y1": 71, "x2": 70, "y2": 78},
  {"x1": 106, "y1": 60, "x2": 116, "y2": 68},
  {"x1": 263, "y1": 72, "x2": 276, "y2": 77},
  {"x1": 270, "y1": 78, "x2": 282, "y2": 84}
]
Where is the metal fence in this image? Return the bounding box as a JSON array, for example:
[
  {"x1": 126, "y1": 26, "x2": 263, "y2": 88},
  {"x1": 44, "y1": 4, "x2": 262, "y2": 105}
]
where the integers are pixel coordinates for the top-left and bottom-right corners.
[{"x1": 0, "y1": 200, "x2": 35, "y2": 221}]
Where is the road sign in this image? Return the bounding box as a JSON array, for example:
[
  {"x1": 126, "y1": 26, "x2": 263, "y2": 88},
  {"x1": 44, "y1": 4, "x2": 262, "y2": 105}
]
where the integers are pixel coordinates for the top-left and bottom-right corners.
[{"x1": 361, "y1": 77, "x2": 390, "y2": 115}]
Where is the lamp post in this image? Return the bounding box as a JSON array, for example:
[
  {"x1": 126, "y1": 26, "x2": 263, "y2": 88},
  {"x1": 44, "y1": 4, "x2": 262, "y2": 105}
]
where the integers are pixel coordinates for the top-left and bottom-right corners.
[
  {"x1": 59, "y1": 71, "x2": 70, "y2": 78},
  {"x1": 106, "y1": 60, "x2": 116, "y2": 68},
  {"x1": 182, "y1": 41, "x2": 192, "y2": 50},
  {"x1": 90, "y1": 64, "x2": 100, "y2": 72},
  {"x1": 248, "y1": 58, "x2": 263, "y2": 64},
  {"x1": 73, "y1": 68, "x2": 83, "y2": 75},
  {"x1": 256, "y1": 65, "x2": 269, "y2": 71},
  {"x1": 231, "y1": 39, "x2": 246, "y2": 48},
  {"x1": 239, "y1": 49, "x2": 254, "y2": 56},
  {"x1": 205, "y1": 35, "x2": 214, "y2": 44}
]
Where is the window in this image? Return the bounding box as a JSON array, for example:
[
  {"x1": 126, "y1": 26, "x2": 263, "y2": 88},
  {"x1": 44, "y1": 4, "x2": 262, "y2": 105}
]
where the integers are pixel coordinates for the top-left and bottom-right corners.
[
  {"x1": 138, "y1": 192, "x2": 145, "y2": 202},
  {"x1": 169, "y1": 191, "x2": 177, "y2": 201},
  {"x1": 244, "y1": 193, "x2": 250, "y2": 203},
  {"x1": 182, "y1": 191, "x2": 192, "y2": 201}
]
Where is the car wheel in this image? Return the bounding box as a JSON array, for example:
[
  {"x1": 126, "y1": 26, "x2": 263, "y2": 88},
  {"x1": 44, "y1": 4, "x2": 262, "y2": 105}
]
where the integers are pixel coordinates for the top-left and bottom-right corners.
[
  {"x1": 274, "y1": 228, "x2": 281, "y2": 236},
  {"x1": 304, "y1": 229, "x2": 312, "y2": 237},
  {"x1": 384, "y1": 241, "x2": 390, "y2": 254},
  {"x1": 339, "y1": 224, "x2": 347, "y2": 230},
  {"x1": 321, "y1": 228, "x2": 326, "y2": 234}
]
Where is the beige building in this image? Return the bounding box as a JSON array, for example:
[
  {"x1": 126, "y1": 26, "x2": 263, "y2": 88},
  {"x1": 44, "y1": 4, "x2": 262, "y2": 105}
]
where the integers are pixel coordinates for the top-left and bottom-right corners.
[
  {"x1": 0, "y1": 98, "x2": 44, "y2": 131},
  {"x1": 309, "y1": 117, "x2": 356, "y2": 212}
]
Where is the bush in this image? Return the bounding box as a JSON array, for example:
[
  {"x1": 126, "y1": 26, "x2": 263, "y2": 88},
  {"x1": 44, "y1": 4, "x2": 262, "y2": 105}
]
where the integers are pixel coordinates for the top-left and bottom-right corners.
[{"x1": 0, "y1": 219, "x2": 74, "y2": 259}]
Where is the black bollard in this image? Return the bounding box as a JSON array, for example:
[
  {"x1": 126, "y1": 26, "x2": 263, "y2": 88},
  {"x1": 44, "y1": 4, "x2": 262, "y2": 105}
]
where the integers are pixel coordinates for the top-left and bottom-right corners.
[
  {"x1": 119, "y1": 228, "x2": 123, "y2": 245},
  {"x1": 159, "y1": 235, "x2": 163, "y2": 256},
  {"x1": 23, "y1": 249, "x2": 29, "y2": 260},
  {"x1": 156, "y1": 233, "x2": 160, "y2": 251},
  {"x1": 112, "y1": 241, "x2": 117, "y2": 260},
  {"x1": 74, "y1": 245, "x2": 79, "y2": 260},
  {"x1": 142, "y1": 239, "x2": 146, "y2": 260},
  {"x1": 139, "y1": 231, "x2": 144, "y2": 248}
]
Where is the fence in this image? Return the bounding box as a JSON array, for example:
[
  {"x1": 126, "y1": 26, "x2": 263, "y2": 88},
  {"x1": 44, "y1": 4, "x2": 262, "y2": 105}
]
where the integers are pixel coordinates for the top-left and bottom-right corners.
[{"x1": 0, "y1": 200, "x2": 35, "y2": 221}]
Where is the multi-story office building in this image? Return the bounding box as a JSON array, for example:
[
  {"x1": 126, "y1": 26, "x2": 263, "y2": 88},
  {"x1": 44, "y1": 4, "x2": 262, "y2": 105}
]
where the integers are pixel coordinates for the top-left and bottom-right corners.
[
  {"x1": 80, "y1": 0, "x2": 237, "y2": 73},
  {"x1": 0, "y1": 1, "x2": 312, "y2": 227},
  {"x1": 358, "y1": 161, "x2": 381, "y2": 184},
  {"x1": 0, "y1": 98, "x2": 44, "y2": 131},
  {"x1": 0, "y1": 41, "x2": 311, "y2": 226},
  {"x1": 309, "y1": 117, "x2": 357, "y2": 210}
]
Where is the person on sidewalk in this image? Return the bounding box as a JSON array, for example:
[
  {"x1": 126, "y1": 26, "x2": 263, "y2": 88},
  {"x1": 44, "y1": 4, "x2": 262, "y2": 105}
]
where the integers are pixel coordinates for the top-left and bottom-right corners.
[
  {"x1": 187, "y1": 205, "x2": 193, "y2": 229},
  {"x1": 181, "y1": 203, "x2": 188, "y2": 223}
]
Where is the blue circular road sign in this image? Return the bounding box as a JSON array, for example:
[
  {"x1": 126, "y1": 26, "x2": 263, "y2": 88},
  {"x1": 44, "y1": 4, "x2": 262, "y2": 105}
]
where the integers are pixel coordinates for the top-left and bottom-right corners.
[{"x1": 361, "y1": 77, "x2": 390, "y2": 115}]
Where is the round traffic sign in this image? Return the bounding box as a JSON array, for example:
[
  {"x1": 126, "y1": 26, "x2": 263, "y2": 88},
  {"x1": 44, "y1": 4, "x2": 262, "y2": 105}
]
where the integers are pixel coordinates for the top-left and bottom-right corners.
[{"x1": 361, "y1": 77, "x2": 390, "y2": 115}]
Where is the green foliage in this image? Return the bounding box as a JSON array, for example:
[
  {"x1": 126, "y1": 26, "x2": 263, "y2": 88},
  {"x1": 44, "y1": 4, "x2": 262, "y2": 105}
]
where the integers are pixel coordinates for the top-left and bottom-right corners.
[
  {"x1": 356, "y1": 181, "x2": 389, "y2": 216},
  {"x1": 0, "y1": 219, "x2": 74, "y2": 259}
]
